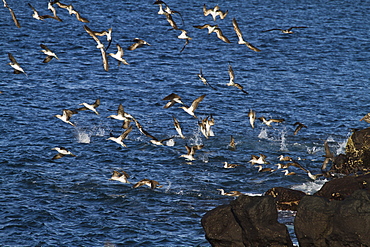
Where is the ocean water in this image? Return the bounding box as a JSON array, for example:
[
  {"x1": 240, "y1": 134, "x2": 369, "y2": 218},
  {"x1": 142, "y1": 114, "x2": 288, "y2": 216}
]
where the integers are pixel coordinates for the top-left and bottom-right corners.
[{"x1": 1, "y1": 0, "x2": 369, "y2": 246}]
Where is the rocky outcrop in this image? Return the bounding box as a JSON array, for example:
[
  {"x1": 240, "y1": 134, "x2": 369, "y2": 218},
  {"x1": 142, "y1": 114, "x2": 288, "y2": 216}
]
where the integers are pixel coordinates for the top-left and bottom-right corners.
[
  {"x1": 314, "y1": 173, "x2": 370, "y2": 200},
  {"x1": 294, "y1": 190, "x2": 370, "y2": 247},
  {"x1": 331, "y1": 128, "x2": 370, "y2": 174},
  {"x1": 265, "y1": 187, "x2": 307, "y2": 211},
  {"x1": 201, "y1": 195, "x2": 293, "y2": 247}
]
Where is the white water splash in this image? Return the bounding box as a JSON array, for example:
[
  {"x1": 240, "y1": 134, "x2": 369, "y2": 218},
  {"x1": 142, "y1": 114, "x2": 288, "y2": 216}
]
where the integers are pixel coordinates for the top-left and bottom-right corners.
[
  {"x1": 165, "y1": 139, "x2": 175, "y2": 146},
  {"x1": 258, "y1": 127, "x2": 269, "y2": 139},
  {"x1": 290, "y1": 179, "x2": 328, "y2": 195},
  {"x1": 74, "y1": 129, "x2": 92, "y2": 143},
  {"x1": 279, "y1": 130, "x2": 288, "y2": 152}
]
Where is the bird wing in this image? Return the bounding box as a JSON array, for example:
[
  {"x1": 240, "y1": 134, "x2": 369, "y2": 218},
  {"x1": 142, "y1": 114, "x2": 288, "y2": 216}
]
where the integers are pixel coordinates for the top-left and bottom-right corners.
[
  {"x1": 119, "y1": 125, "x2": 133, "y2": 140},
  {"x1": 8, "y1": 53, "x2": 17, "y2": 64},
  {"x1": 8, "y1": 7, "x2": 21, "y2": 28},
  {"x1": 232, "y1": 18, "x2": 243, "y2": 40},
  {"x1": 189, "y1": 94, "x2": 206, "y2": 111}
]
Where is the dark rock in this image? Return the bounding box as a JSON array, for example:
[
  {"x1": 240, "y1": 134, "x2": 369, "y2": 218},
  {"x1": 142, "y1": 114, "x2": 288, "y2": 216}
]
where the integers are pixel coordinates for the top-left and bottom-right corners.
[
  {"x1": 295, "y1": 190, "x2": 370, "y2": 246},
  {"x1": 265, "y1": 187, "x2": 307, "y2": 211},
  {"x1": 331, "y1": 127, "x2": 370, "y2": 174},
  {"x1": 202, "y1": 195, "x2": 293, "y2": 247},
  {"x1": 314, "y1": 174, "x2": 370, "y2": 200}
]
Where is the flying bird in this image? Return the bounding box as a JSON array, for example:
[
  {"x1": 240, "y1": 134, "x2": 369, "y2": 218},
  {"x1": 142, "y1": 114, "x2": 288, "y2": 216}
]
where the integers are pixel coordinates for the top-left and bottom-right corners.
[
  {"x1": 179, "y1": 94, "x2": 206, "y2": 118},
  {"x1": 28, "y1": 3, "x2": 60, "y2": 21},
  {"x1": 40, "y1": 44, "x2": 59, "y2": 63},
  {"x1": 162, "y1": 93, "x2": 185, "y2": 109},
  {"x1": 262, "y1": 26, "x2": 307, "y2": 34},
  {"x1": 212, "y1": 27, "x2": 231, "y2": 43},
  {"x1": 193, "y1": 24, "x2": 219, "y2": 34},
  {"x1": 7, "y1": 53, "x2": 27, "y2": 76},
  {"x1": 173, "y1": 116, "x2": 185, "y2": 139},
  {"x1": 51, "y1": 147, "x2": 77, "y2": 160},
  {"x1": 127, "y1": 38, "x2": 151, "y2": 51},
  {"x1": 109, "y1": 44, "x2": 129, "y2": 66},
  {"x1": 54, "y1": 109, "x2": 78, "y2": 126},
  {"x1": 77, "y1": 99, "x2": 101, "y2": 115},
  {"x1": 133, "y1": 179, "x2": 162, "y2": 189},
  {"x1": 293, "y1": 122, "x2": 307, "y2": 135},
  {"x1": 227, "y1": 64, "x2": 248, "y2": 94},
  {"x1": 106, "y1": 125, "x2": 133, "y2": 147},
  {"x1": 197, "y1": 68, "x2": 217, "y2": 90},
  {"x1": 322, "y1": 140, "x2": 334, "y2": 171},
  {"x1": 179, "y1": 145, "x2": 204, "y2": 161},
  {"x1": 203, "y1": 4, "x2": 228, "y2": 21},
  {"x1": 258, "y1": 117, "x2": 285, "y2": 127},
  {"x1": 232, "y1": 18, "x2": 261, "y2": 52},
  {"x1": 3, "y1": 0, "x2": 21, "y2": 28}
]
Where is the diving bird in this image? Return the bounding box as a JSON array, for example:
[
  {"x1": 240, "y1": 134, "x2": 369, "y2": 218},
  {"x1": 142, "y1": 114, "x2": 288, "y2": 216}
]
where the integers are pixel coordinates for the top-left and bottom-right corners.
[
  {"x1": 179, "y1": 145, "x2": 204, "y2": 161},
  {"x1": 127, "y1": 38, "x2": 151, "y2": 51},
  {"x1": 77, "y1": 99, "x2": 101, "y2": 115},
  {"x1": 84, "y1": 25, "x2": 109, "y2": 71},
  {"x1": 40, "y1": 44, "x2": 59, "y2": 63},
  {"x1": 197, "y1": 68, "x2": 217, "y2": 90},
  {"x1": 54, "y1": 109, "x2": 78, "y2": 126},
  {"x1": 293, "y1": 122, "x2": 307, "y2": 135},
  {"x1": 163, "y1": 12, "x2": 178, "y2": 30},
  {"x1": 3, "y1": 0, "x2": 21, "y2": 28},
  {"x1": 306, "y1": 170, "x2": 323, "y2": 180},
  {"x1": 91, "y1": 27, "x2": 112, "y2": 49},
  {"x1": 109, "y1": 170, "x2": 130, "y2": 184},
  {"x1": 108, "y1": 44, "x2": 129, "y2": 66},
  {"x1": 248, "y1": 109, "x2": 256, "y2": 128},
  {"x1": 179, "y1": 94, "x2": 206, "y2": 118},
  {"x1": 203, "y1": 4, "x2": 228, "y2": 21},
  {"x1": 198, "y1": 115, "x2": 215, "y2": 138},
  {"x1": 258, "y1": 117, "x2": 285, "y2": 127},
  {"x1": 106, "y1": 125, "x2": 133, "y2": 147},
  {"x1": 262, "y1": 26, "x2": 307, "y2": 34},
  {"x1": 7, "y1": 53, "x2": 27, "y2": 75},
  {"x1": 212, "y1": 27, "x2": 231, "y2": 43},
  {"x1": 227, "y1": 64, "x2": 248, "y2": 94},
  {"x1": 162, "y1": 93, "x2": 185, "y2": 109},
  {"x1": 133, "y1": 179, "x2": 162, "y2": 189},
  {"x1": 173, "y1": 116, "x2": 185, "y2": 139},
  {"x1": 232, "y1": 18, "x2": 261, "y2": 52},
  {"x1": 51, "y1": 147, "x2": 77, "y2": 159},
  {"x1": 178, "y1": 29, "x2": 192, "y2": 53}
]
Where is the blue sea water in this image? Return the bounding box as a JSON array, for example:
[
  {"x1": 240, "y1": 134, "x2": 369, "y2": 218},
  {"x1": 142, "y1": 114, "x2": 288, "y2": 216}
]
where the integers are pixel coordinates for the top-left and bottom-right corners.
[{"x1": 1, "y1": 0, "x2": 369, "y2": 246}]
